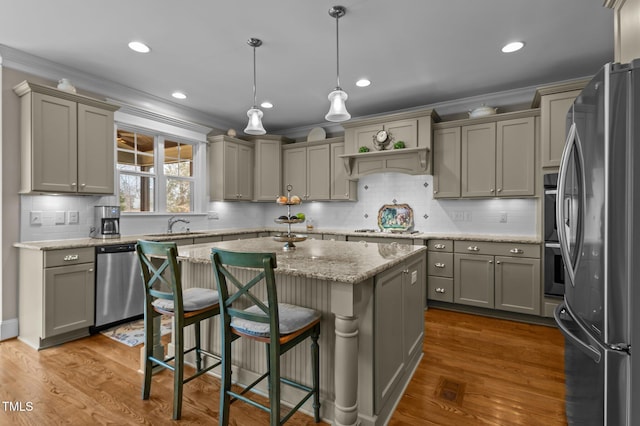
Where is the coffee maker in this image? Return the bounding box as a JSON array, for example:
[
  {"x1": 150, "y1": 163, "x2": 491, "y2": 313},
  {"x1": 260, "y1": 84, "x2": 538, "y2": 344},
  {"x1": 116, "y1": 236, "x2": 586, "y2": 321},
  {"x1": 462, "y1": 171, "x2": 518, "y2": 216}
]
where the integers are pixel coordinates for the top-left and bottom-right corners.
[{"x1": 94, "y1": 206, "x2": 120, "y2": 239}]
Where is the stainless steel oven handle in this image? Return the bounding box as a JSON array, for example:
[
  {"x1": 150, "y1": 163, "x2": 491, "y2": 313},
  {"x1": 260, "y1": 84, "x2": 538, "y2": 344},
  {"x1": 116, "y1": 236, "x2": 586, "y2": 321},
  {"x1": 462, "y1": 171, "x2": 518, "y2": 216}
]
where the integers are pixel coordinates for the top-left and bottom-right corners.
[{"x1": 554, "y1": 302, "x2": 601, "y2": 363}]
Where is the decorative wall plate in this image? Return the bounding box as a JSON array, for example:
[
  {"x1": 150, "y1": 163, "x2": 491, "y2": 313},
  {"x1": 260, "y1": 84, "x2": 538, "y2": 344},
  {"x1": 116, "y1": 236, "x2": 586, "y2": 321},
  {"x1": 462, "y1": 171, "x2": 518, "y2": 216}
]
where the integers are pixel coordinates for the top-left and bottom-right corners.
[
  {"x1": 307, "y1": 127, "x2": 327, "y2": 141},
  {"x1": 377, "y1": 203, "x2": 414, "y2": 232}
]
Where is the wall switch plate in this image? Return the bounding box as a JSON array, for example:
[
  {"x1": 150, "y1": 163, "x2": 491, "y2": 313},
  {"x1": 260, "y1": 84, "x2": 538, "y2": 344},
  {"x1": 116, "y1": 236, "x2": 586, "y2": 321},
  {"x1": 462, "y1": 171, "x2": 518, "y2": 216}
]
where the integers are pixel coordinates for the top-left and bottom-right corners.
[
  {"x1": 68, "y1": 211, "x2": 79, "y2": 224},
  {"x1": 411, "y1": 270, "x2": 418, "y2": 284},
  {"x1": 208, "y1": 211, "x2": 219, "y2": 220},
  {"x1": 55, "y1": 211, "x2": 66, "y2": 224},
  {"x1": 30, "y1": 211, "x2": 42, "y2": 225},
  {"x1": 500, "y1": 212, "x2": 508, "y2": 223}
]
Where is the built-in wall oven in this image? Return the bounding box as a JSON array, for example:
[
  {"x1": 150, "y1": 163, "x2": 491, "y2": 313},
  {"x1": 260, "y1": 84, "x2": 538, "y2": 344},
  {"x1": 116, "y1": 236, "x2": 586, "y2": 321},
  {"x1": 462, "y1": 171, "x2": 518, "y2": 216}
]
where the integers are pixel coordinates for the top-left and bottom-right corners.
[{"x1": 544, "y1": 173, "x2": 565, "y2": 297}]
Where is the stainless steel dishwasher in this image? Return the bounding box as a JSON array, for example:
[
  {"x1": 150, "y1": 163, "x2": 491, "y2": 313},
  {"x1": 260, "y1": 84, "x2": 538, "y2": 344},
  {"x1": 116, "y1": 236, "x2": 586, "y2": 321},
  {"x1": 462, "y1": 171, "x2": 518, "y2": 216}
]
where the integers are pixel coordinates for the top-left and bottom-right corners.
[{"x1": 93, "y1": 243, "x2": 144, "y2": 331}]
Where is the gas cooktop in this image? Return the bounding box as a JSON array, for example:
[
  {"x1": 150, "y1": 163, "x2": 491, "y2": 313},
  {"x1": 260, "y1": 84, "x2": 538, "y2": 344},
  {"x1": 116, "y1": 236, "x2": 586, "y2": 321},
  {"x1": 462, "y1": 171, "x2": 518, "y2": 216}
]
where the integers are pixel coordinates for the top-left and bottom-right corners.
[{"x1": 353, "y1": 229, "x2": 420, "y2": 234}]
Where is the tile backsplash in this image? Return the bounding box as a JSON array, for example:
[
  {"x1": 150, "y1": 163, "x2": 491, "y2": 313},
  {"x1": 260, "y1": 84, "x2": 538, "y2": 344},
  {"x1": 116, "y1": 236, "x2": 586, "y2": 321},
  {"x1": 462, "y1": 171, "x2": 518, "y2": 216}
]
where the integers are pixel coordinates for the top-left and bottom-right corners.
[{"x1": 20, "y1": 173, "x2": 537, "y2": 242}]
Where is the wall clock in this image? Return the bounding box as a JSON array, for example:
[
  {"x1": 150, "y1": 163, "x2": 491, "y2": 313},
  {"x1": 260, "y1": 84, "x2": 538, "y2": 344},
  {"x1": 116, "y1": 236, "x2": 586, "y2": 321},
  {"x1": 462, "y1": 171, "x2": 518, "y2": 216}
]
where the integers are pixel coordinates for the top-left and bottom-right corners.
[{"x1": 373, "y1": 129, "x2": 392, "y2": 150}]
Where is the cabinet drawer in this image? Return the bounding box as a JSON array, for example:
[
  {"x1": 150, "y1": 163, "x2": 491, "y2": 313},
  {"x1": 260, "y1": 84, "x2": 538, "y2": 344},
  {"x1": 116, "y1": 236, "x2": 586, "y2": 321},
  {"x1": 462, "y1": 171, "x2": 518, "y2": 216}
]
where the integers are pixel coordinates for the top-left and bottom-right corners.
[
  {"x1": 454, "y1": 240, "x2": 540, "y2": 258},
  {"x1": 428, "y1": 252, "x2": 453, "y2": 277},
  {"x1": 44, "y1": 247, "x2": 95, "y2": 268},
  {"x1": 427, "y1": 277, "x2": 453, "y2": 303},
  {"x1": 427, "y1": 239, "x2": 452, "y2": 252}
]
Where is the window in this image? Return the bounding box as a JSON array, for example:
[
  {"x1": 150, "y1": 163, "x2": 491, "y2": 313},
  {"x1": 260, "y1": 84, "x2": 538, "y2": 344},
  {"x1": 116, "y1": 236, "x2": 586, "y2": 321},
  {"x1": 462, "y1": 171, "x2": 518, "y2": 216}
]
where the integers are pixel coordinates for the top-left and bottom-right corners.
[{"x1": 117, "y1": 128, "x2": 197, "y2": 213}]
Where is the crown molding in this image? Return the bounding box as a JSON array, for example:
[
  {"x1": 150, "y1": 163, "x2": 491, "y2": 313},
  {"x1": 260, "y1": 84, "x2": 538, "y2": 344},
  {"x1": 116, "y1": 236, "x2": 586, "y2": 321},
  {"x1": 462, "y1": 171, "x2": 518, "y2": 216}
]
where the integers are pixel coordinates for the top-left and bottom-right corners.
[{"x1": 0, "y1": 44, "x2": 230, "y2": 133}]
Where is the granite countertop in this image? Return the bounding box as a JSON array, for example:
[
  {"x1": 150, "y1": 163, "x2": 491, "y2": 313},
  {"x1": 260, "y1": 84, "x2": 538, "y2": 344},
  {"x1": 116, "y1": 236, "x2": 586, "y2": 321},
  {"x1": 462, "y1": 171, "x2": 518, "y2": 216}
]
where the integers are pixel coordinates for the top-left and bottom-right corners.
[
  {"x1": 178, "y1": 237, "x2": 427, "y2": 284},
  {"x1": 13, "y1": 227, "x2": 540, "y2": 251}
]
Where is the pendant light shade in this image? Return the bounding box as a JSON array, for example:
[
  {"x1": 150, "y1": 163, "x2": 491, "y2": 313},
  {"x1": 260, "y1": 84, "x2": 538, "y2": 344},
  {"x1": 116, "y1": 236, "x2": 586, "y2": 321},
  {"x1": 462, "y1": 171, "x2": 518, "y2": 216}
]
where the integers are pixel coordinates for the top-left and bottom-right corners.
[
  {"x1": 326, "y1": 89, "x2": 350, "y2": 122},
  {"x1": 244, "y1": 38, "x2": 267, "y2": 135},
  {"x1": 245, "y1": 107, "x2": 266, "y2": 135},
  {"x1": 325, "y1": 6, "x2": 351, "y2": 122}
]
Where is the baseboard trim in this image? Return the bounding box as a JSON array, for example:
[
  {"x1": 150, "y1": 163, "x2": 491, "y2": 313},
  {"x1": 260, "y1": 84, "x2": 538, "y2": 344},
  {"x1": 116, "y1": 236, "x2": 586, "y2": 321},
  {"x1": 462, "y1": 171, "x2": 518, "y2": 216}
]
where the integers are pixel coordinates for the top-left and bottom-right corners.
[{"x1": 0, "y1": 318, "x2": 19, "y2": 341}]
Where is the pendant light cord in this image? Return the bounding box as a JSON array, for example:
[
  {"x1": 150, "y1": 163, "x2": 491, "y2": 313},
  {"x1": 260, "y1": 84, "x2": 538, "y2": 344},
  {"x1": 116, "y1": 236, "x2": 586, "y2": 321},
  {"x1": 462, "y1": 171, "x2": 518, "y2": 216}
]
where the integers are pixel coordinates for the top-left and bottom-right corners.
[
  {"x1": 252, "y1": 44, "x2": 257, "y2": 108},
  {"x1": 335, "y1": 13, "x2": 341, "y2": 90}
]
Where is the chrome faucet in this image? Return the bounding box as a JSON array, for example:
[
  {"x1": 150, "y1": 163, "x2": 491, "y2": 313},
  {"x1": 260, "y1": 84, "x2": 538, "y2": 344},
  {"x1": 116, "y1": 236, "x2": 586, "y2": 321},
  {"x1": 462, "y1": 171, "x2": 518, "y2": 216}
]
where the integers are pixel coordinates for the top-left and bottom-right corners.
[{"x1": 167, "y1": 216, "x2": 190, "y2": 233}]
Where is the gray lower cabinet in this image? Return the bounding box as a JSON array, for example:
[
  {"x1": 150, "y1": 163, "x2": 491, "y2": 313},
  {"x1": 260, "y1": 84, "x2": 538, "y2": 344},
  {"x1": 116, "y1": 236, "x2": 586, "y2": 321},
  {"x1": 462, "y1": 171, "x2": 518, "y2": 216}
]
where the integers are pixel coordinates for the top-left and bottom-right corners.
[
  {"x1": 453, "y1": 241, "x2": 541, "y2": 315},
  {"x1": 427, "y1": 239, "x2": 454, "y2": 303},
  {"x1": 494, "y1": 256, "x2": 541, "y2": 315},
  {"x1": 19, "y1": 247, "x2": 95, "y2": 349},
  {"x1": 374, "y1": 253, "x2": 425, "y2": 411},
  {"x1": 454, "y1": 253, "x2": 495, "y2": 308}
]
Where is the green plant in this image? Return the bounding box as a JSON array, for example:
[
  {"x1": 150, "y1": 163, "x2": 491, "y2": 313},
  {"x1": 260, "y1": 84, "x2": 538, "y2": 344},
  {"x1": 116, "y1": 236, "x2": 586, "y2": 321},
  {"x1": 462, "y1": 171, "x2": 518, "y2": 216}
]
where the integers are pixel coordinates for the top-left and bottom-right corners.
[
  {"x1": 359, "y1": 146, "x2": 370, "y2": 153},
  {"x1": 393, "y1": 141, "x2": 405, "y2": 149}
]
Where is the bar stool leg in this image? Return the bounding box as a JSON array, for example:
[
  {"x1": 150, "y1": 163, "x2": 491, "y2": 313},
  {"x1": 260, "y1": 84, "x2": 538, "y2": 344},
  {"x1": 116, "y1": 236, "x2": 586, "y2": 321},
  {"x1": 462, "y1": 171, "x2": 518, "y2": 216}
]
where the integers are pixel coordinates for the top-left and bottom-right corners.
[{"x1": 312, "y1": 327, "x2": 321, "y2": 422}]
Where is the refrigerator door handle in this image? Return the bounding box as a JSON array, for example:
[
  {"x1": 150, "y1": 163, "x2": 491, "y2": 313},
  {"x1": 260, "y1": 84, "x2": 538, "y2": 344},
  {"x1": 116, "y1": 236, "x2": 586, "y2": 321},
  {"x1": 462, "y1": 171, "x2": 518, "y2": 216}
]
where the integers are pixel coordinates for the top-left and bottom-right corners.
[
  {"x1": 557, "y1": 122, "x2": 577, "y2": 283},
  {"x1": 554, "y1": 302, "x2": 602, "y2": 363}
]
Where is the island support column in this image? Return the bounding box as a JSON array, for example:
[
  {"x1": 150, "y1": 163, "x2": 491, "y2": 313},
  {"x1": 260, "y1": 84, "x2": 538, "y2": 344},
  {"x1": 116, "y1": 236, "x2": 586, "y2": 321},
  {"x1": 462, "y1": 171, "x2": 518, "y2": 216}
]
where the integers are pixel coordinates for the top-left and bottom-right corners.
[{"x1": 331, "y1": 281, "x2": 362, "y2": 426}]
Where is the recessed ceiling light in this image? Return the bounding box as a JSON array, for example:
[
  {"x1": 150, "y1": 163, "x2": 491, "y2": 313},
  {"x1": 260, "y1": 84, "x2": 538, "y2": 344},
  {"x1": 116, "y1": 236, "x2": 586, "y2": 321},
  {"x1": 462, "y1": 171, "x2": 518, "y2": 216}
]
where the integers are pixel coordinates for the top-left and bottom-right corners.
[
  {"x1": 501, "y1": 41, "x2": 525, "y2": 53},
  {"x1": 128, "y1": 41, "x2": 151, "y2": 53},
  {"x1": 261, "y1": 101, "x2": 273, "y2": 109},
  {"x1": 356, "y1": 78, "x2": 371, "y2": 87},
  {"x1": 172, "y1": 91, "x2": 187, "y2": 100}
]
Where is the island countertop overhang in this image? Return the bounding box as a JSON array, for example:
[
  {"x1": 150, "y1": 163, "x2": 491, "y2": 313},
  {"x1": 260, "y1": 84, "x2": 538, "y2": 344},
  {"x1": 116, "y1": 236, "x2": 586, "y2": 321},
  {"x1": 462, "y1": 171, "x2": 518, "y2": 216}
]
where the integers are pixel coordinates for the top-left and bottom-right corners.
[{"x1": 177, "y1": 237, "x2": 427, "y2": 284}]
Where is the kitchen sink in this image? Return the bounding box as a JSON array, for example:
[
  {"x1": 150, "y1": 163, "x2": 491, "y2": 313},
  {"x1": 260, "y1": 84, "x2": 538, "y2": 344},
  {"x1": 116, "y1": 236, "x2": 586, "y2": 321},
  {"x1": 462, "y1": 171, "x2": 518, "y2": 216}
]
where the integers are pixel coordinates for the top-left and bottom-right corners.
[{"x1": 145, "y1": 231, "x2": 207, "y2": 237}]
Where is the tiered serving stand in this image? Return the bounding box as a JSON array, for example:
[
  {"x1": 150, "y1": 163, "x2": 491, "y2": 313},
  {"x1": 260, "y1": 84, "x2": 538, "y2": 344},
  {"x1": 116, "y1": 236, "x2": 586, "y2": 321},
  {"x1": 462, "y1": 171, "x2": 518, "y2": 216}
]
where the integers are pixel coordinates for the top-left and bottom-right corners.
[{"x1": 273, "y1": 185, "x2": 307, "y2": 251}]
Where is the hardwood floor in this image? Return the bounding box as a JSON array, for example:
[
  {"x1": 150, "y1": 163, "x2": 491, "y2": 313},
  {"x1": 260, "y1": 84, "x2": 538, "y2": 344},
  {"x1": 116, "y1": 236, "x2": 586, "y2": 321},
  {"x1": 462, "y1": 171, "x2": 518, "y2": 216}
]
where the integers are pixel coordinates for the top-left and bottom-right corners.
[
  {"x1": 390, "y1": 308, "x2": 567, "y2": 426},
  {"x1": 0, "y1": 308, "x2": 566, "y2": 425}
]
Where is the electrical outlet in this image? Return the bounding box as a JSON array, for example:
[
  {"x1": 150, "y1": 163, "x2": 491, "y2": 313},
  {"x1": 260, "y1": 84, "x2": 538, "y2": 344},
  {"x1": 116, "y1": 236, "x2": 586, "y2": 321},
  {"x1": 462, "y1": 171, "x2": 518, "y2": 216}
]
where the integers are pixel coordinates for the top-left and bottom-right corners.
[
  {"x1": 68, "y1": 211, "x2": 79, "y2": 224},
  {"x1": 30, "y1": 211, "x2": 42, "y2": 225},
  {"x1": 55, "y1": 211, "x2": 66, "y2": 224},
  {"x1": 500, "y1": 212, "x2": 508, "y2": 223},
  {"x1": 208, "y1": 211, "x2": 219, "y2": 220}
]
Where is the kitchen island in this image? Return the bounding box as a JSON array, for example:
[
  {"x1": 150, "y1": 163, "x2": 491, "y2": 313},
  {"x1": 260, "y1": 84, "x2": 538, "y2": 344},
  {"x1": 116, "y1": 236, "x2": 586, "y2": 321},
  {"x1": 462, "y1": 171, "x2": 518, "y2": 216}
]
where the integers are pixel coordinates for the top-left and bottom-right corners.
[{"x1": 175, "y1": 237, "x2": 427, "y2": 426}]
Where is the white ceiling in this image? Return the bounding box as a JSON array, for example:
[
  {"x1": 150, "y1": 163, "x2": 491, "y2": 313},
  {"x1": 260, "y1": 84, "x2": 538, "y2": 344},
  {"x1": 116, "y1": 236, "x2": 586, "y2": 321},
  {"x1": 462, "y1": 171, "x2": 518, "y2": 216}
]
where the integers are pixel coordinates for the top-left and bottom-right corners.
[{"x1": 0, "y1": 0, "x2": 613, "y2": 134}]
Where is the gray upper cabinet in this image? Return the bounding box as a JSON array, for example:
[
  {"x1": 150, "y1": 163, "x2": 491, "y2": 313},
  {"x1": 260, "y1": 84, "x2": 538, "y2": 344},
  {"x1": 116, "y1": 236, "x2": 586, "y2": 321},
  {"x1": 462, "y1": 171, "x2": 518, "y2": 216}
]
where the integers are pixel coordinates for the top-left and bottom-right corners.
[
  {"x1": 248, "y1": 135, "x2": 293, "y2": 201},
  {"x1": 283, "y1": 138, "x2": 351, "y2": 201},
  {"x1": 496, "y1": 117, "x2": 535, "y2": 196},
  {"x1": 14, "y1": 81, "x2": 119, "y2": 195},
  {"x1": 208, "y1": 135, "x2": 254, "y2": 201},
  {"x1": 461, "y1": 122, "x2": 496, "y2": 197},
  {"x1": 433, "y1": 110, "x2": 538, "y2": 199},
  {"x1": 532, "y1": 80, "x2": 589, "y2": 168},
  {"x1": 433, "y1": 127, "x2": 461, "y2": 198},
  {"x1": 306, "y1": 143, "x2": 331, "y2": 200}
]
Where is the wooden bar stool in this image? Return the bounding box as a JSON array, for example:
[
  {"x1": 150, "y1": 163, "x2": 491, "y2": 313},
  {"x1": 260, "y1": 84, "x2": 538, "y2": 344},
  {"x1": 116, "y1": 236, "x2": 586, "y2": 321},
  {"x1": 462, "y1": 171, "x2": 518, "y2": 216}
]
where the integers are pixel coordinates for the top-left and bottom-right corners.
[
  {"x1": 136, "y1": 240, "x2": 221, "y2": 420},
  {"x1": 211, "y1": 248, "x2": 321, "y2": 425}
]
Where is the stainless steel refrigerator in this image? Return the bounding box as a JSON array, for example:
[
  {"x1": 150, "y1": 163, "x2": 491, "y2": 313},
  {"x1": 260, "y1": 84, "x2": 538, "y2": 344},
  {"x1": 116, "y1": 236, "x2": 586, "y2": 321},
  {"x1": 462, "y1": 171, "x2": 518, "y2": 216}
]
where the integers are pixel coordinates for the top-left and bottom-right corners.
[{"x1": 554, "y1": 59, "x2": 640, "y2": 425}]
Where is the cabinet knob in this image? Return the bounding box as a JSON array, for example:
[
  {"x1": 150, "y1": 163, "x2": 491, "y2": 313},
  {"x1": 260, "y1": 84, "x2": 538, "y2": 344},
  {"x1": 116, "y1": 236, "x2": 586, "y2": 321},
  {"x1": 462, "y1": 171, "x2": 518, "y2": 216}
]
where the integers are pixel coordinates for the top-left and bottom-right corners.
[
  {"x1": 496, "y1": 261, "x2": 501, "y2": 264},
  {"x1": 434, "y1": 243, "x2": 446, "y2": 249},
  {"x1": 88, "y1": 268, "x2": 94, "y2": 272},
  {"x1": 71, "y1": 182, "x2": 77, "y2": 187},
  {"x1": 497, "y1": 188, "x2": 502, "y2": 192},
  {"x1": 402, "y1": 269, "x2": 410, "y2": 274},
  {"x1": 467, "y1": 246, "x2": 479, "y2": 251},
  {"x1": 435, "y1": 288, "x2": 446, "y2": 294},
  {"x1": 489, "y1": 260, "x2": 493, "y2": 264},
  {"x1": 81, "y1": 183, "x2": 86, "y2": 188},
  {"x1": 434, "y1": 190, "x2": 438, "y2": 194},
  {"x1": 490, "y1": 188, "x2": 494, "y2": 193},
  {"x1": 434, "y1": 263, "x2": 446, "y2": 268},
  {"x1": 509, "y1": 248, "x2": 524, "y2": 254}
]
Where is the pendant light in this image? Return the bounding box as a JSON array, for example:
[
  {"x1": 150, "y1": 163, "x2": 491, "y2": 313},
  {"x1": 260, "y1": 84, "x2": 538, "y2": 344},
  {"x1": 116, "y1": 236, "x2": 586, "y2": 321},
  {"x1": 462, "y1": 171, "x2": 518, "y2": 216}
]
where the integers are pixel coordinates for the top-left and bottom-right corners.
[
  {"x1": 325, "y1": 5, "x2": 351, "y2": 122},
  {"x1": 244, "y1": 37, "x2": 266, "y2": 135}
]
